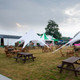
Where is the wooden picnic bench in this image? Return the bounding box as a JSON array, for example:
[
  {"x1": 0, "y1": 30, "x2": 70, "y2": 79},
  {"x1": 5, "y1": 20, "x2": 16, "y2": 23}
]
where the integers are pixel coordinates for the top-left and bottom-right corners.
[
  {"x1": 5, "y1": 47, "x2": 14, "y2": 57},
  {"x1": 57, "y1": 56, "x2": 80, "y2": 77},
  {"x1": 14, "y1": 52, "x2": 36, "y2": 63}
]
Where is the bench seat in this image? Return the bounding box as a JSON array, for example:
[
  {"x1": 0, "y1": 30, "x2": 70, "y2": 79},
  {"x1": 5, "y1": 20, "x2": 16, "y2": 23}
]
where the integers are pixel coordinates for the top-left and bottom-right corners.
[
  {"x1": 75, "y1": 66, "x2": 80, "y2": 72},
  {"x1": 14, "y1": 56, "x2": 28, "y2": 60},
  {"x1": 57, "y1": 64, "x2": 62, "y2": 68}
]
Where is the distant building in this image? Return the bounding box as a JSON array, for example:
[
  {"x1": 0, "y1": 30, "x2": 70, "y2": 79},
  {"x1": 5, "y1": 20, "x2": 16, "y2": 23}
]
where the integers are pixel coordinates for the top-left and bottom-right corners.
[{"x1": 0, "y1": 34, "x2": 21, "y2": 46}]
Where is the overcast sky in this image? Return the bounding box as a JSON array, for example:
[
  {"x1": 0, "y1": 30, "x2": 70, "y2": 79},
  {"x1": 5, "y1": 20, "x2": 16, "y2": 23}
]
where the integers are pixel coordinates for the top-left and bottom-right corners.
[{"x1": 0, "y1": 0, "x2": 80, "y2": 38}]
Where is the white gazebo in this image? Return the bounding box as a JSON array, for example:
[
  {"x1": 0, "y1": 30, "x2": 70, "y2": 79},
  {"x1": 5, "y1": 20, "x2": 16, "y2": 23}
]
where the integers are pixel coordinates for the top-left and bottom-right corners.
[{"x1": 15, "y1": 30, "x2": 48, "y2": 48}]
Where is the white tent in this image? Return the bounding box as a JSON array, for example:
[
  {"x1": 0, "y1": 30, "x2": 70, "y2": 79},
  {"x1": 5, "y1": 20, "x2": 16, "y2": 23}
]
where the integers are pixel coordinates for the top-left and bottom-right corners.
[
  {"x1": 47, "y1": 35, "x2": 55, "y2": 40},
  {"x1": 46, "y1": 35, "x2": 55, "y2": 45},
  {"x1": 52, "y1": 31, "x2": 80, "y2": 53},
  {"x1": 15, "y1": 30, "x2": 48, "y2": 48},
  {"x1": 67, "y1": 32, "x2": 80, "y2": 45}
]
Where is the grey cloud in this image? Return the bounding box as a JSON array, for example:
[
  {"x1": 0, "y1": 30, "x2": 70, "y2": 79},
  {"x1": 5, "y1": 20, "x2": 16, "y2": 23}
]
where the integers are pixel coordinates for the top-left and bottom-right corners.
[{"x1": 0, "y1": 0, "x2": 80, "y2": 31}]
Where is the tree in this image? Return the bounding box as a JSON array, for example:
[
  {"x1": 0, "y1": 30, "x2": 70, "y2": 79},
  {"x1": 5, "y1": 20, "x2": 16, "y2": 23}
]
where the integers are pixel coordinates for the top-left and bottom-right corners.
[{"x1": 45, "y1": 20, "x2": 62, "y2": 39}]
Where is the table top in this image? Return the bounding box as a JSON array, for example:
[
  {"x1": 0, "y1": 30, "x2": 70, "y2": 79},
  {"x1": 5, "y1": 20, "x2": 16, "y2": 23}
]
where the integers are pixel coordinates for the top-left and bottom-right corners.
[
  {"x1": 18, "y1": 52, "x2": 32, "y2": 56},
  {"x1": 8, "y1": 48, "x2": 14, "y2": 51},
  {"x1": 8, "y1": 48, "x2": 14, "y2": 50},
  {"x1": 63, "y1": 56, "x2": 80, "y2": 63},
  {"x1": 11, "y1": 50, "x2": 21, "y2": 53}
]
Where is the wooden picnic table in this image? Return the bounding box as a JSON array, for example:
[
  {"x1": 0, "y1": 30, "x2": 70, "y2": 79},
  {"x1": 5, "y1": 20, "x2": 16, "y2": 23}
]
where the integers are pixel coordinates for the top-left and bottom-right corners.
[
  {"x1": 11, "y1": 49, "x2": 21, "y2": 53},
  {"x1": 8, "y1": 48, "x2": 14, "y2": 52},
  {"x1": 58, "y1": 56, "x2": 80, "y2": 77},
  {"x1": 14, "y1": 52, "x2": 36, "y2": 63}
]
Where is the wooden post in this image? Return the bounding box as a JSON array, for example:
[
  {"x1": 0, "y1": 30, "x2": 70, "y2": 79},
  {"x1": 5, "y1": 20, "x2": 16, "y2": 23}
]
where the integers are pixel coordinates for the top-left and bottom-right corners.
[{"x1": 1, "y1": 38, "x2": 4, "y2": 46}]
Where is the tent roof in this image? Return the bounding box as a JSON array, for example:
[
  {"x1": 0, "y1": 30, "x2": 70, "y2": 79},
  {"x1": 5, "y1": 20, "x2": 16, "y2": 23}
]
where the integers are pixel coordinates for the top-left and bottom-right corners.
[
  {"x1": 52, "y1": 31, "x2": 80, "y2": 53},
  {"x1": 68, "y1": 32, "x2": 80, "y2": 45},
  {"x1": 52, "y1": 38, "x2": 59, "y2": 41},
  {"x1": 16, "y1": 30, "x2": 48, "y2": 48},
  {"x1": 40, "y1": 33, "x2": 51, "y2": 41},
  {"x1": 46, "y1": 35, "x2": 58, "y2": 41}
]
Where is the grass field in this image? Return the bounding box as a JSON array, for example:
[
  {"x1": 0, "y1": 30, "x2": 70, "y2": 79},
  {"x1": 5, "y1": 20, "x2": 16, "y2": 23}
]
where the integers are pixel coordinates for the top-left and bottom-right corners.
[{"x1": 0, "y1": 47, "x2": 80, "y2": 80}]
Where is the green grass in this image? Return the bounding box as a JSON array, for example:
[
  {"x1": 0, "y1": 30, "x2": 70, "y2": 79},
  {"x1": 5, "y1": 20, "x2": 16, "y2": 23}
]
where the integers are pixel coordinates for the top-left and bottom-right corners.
[{"x1": 0, "y1": 47, "x2": 80, "y2": 80}]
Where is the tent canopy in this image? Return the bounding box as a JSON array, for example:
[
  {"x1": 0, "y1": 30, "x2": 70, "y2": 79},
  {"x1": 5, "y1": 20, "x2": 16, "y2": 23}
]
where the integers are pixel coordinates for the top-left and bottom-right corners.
[
  {"x1": 46, "y1": 35, "x2": 59, "y2": 41},
  {"x1": 15, "y1": 30, "x2": 48, "y2": 48},
  {"x1": 68, "y1": 31, "x2": 80, "y2": 45},
  {"x1": 52, "y1": 31, "x2": 80, "y2": 53},
  {"x1": 51, "y1": 38, "x2": 59, "y2": 41},
  {"x1": 40, "y1": 33, "x2": 51, "y2": 41}
]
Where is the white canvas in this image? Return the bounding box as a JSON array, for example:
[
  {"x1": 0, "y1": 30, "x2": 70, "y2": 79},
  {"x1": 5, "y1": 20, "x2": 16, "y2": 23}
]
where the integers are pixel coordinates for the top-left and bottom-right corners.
[{"x1": 16, "y1": 30, "x2": 48, "y2": 48}]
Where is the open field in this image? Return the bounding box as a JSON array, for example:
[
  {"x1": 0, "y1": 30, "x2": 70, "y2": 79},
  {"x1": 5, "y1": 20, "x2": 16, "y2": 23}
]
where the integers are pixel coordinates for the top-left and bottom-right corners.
[{"x1": 0, "y1": 47, "x2": 80, "y2": 80}]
